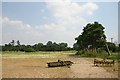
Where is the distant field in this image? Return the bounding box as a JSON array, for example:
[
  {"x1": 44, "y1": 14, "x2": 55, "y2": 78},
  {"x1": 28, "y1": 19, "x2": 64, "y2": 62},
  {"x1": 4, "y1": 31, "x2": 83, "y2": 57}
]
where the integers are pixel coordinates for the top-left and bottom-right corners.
[
  {"x1": 2, "y1": 51, "x2": 118, "y2": 78},
  {"x1": 2, "y1": 51, "x2": 76, "y2": 60},
  {"x1": 2, "y1": 51, "x2": 76, "y2": 55}
]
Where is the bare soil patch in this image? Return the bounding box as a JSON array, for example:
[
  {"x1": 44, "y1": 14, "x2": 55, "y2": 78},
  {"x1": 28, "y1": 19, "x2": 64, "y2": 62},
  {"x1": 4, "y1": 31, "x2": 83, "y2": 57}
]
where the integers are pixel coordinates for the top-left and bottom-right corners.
[{"x1": 2, "y1": 52, "x2": 118, "y2": 78}]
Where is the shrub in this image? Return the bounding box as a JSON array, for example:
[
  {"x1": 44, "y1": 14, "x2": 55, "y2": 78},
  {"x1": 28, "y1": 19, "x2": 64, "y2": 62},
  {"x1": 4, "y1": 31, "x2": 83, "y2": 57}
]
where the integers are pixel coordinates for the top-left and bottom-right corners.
[
  {"x1": 24, "y1": 47, "x2": 35, "y2": 52},
  {"x1": 75, "y1": 50, "x2": 96, "y2": 57},
  {"x1": 75, "y1": 49, "x2": 110, "y2": 58}
]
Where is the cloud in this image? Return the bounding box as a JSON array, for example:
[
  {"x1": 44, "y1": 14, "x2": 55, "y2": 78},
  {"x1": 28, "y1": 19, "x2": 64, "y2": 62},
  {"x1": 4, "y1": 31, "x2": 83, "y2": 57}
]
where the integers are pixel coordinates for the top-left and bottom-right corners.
[
  {"x1": 82, "y1": 2, "x2": 98, "y2": 15},
  {"x1": 2, "y1": 1, "x2": 98, "y2": 46},
  {"x1": 46, "y1": 1, "x2": 98, "y2": 30},
  {"x1": 47, "y1": 1, "x2": 98, "y2": 18},
  {"x1": 2, "y1": 17, "x2": 44, "y2": 44},
  {"x1": 2, "y1": 17, "x2": 32, "y2": 30},
  {"x1": 44, "y1": 1, "x2": 98, "y2": 46}
]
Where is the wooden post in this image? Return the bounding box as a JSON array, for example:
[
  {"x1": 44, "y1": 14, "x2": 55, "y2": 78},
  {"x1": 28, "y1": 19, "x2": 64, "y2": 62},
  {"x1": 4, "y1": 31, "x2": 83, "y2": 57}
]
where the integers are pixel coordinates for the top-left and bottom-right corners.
[{"x1": 105, "y1": 42, "x2": 111, "y2": 56}]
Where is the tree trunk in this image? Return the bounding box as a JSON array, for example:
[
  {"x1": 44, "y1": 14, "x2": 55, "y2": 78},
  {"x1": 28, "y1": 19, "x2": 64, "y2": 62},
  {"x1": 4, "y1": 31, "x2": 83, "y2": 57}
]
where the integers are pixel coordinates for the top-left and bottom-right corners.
[{"x1": 105, "y1": 43, "x2": 111, "y2": 55}]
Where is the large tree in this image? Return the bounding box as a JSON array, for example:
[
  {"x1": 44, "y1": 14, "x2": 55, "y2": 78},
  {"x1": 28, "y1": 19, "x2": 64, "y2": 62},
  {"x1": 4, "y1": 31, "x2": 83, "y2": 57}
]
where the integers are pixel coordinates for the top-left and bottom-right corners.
[{"x1": 75, "y1": 22, "x2": 107, "y2": 53}]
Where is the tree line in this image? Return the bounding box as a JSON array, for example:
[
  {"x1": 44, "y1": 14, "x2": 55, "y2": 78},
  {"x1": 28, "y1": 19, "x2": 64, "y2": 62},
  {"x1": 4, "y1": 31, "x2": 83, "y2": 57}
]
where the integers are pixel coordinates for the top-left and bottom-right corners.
[{"x1": 2, "y1": 40, "x2": 72, "y2": 52}]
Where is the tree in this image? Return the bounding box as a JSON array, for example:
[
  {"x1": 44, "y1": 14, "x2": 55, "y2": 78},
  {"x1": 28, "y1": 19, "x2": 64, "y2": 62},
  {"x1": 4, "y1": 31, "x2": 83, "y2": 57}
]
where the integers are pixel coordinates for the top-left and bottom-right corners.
[
  {"x1": 17, "y1": 40, "x2": 20, "y2": 46},
  {"x1": 73, "y1": 43, "x2": 79, "y2": 51},
  {"x1": 46, "y1": 41, "x2": 53, "y2": 51},
  {"x1": 59, "y1": 43, "x2": 68, "y2": 51},
  {"x1": 52, "y1": 42, "x2": 59, "y2": 51},
  {"x1": 75, "y1": 22, "x2": 108, "y2": 54},
  {"x1": 10, "y1": 40, "x2": 15, "y2": 46},
  {"x1": 0, "y1": 45, "x2": 2, "y2": 51},
  {"x1": 105, "y1": 42, "x2": 117, "y2": 52},
  {"x1": 117, "y1": 44, "x2": 120, "y2": 52},
  {"x1": 33, "y1": 43, "x2": 44, "y2": 51}
]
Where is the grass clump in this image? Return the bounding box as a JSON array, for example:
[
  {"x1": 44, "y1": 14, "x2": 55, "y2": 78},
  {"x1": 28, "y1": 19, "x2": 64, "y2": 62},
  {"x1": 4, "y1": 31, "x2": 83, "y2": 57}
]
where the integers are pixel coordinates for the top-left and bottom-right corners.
[{"x1": 75, "y1": 50, "x2": 119, "y2": 60}]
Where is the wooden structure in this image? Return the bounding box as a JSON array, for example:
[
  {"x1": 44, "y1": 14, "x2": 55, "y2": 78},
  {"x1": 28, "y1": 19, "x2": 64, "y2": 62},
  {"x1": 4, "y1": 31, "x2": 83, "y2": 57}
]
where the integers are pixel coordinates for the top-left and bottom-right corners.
[
  {"x1": 94, "y1": 58, "x2": 114, "y2": 66},
  {"x1": 47, "y1": 60, "x2": 74, "y2": 67}
]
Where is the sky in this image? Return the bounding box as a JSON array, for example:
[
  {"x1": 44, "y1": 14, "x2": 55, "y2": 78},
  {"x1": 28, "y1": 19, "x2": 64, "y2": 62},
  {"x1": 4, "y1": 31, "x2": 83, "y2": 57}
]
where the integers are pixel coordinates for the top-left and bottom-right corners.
[{"x1": 1, "y1": 0, "x2": 118, "y2": 47}]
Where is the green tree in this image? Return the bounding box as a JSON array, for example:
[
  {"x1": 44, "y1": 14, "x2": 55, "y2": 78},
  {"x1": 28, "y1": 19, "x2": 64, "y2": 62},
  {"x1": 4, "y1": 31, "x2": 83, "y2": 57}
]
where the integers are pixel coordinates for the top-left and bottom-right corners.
[
  {"x1": 105, "y1": 42, "x2": 117, "y2": 52},
  {"x1": 52, "y1": 42, "x2": 59, "y2": 51},
  {"x1": 59, "y1": 43, "x2": 68, "y2": 51},
  {"x1": 17, "y1": 40, "x2": 20, "y2": 46},
  {"x1": 33, "y1": 43, "x2": 44, "y2": 51},
  {"x1": 10, "y1": 40, "x2": 15, "y2": 46},
  {"x1": 73, "y1": 43, "x2": 79, "y2": 51},
  {"x1": 46, "y1": 41, "x2": 53, "y2": 51},
  {"x1": 75, "y1": 22, "x2": 108, "y2": 54},
  {"x1": 0, "y1": 45, "x2": 2, "y2": 51}
]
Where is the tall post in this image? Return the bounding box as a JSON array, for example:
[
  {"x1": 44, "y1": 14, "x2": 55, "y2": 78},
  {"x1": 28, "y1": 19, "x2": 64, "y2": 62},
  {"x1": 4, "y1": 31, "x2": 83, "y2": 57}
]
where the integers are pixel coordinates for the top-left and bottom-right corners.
[
  {"x1": 101, "y1": 37, "x2": 111, "y2": 56},
  {"x1": 105, "y1": 42, "x2": 111, "y2": 56}
]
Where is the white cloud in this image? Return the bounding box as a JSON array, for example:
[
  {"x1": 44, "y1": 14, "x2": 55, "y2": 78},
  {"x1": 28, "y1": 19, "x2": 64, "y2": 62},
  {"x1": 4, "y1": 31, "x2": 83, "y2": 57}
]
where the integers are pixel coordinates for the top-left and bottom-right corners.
[
  {"x1": 2, "y1": 17, "x2": 32, "y2": 30},
  {"x1": 44, "y1": 1, "x2": 98, "y2": 46},
  {"x1": 2, "y1": 17, "x2": 44, "y2": 44},
  {"x1": 82, "y1": 2, "x2": 98, "y2": 15},
  {"x1": 2, "y1": 1, "x2": 98, "y2": 46},
  {"x1": 46, "y1": 1, "x2": 98, "y2": 30},
  {"x1": 47, "y1": 1, "x2": 98, "y2": 18}
]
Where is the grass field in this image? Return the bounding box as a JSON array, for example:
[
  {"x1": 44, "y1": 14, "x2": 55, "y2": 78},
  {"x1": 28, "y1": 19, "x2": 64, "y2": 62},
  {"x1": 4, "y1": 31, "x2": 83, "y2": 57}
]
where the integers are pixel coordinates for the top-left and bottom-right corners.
[{"x1": 2, "y1": 51, "x2": 119, "y2": 78}]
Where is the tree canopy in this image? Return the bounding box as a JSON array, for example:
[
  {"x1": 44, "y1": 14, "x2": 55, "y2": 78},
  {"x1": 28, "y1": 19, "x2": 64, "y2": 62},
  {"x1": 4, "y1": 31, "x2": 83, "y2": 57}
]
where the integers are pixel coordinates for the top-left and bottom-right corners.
[{"x1": 75, "y1": 22, "x2": 106, "y2": 50}]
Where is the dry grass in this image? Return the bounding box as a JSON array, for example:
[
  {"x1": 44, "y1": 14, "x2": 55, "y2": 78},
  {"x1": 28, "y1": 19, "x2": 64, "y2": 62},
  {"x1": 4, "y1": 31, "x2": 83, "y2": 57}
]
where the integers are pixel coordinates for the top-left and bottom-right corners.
[{"x1": 2, "y1": 51, "x2": 118, "y2": 78}]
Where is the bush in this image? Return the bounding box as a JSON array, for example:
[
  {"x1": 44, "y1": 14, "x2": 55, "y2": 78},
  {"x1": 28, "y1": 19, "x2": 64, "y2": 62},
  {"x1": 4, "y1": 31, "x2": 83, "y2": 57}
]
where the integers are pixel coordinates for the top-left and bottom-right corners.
[
  {"x1": 95, "y1": 52, "x2": 108, "y2": 59},
  {"x1": 104, "y1": 42, "x2": 118, "y2": 52},
  {"x1": 75, "y1": 50, "x2": 96, "y2": 57},
  {"x1": 106, "y1": 53, "x2": 119, "y2": 60},
  {"x1": 24, "y1": 47, "x2": 35, "y2": 52},
  {"x1": 75, "y1": 49, "x2": 111, "y2": 58}
]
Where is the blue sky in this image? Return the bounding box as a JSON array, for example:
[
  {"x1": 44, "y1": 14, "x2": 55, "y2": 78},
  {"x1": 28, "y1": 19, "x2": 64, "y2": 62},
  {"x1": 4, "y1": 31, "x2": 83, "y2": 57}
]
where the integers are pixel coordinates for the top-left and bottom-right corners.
[{"x1": 2, "y1": 1, "x2": 118, "y2": 47}]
